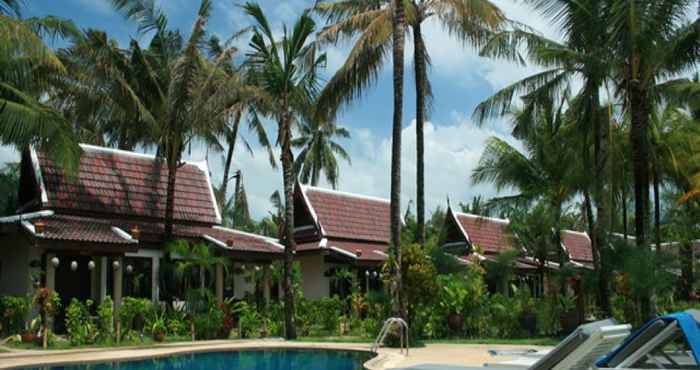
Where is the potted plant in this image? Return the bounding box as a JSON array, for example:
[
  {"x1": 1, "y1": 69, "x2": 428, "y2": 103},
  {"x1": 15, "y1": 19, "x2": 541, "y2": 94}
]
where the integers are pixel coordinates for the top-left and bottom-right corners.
[
  {"x1": 33, "y1": 288, "x2": 60, "y2": 349},
  {"x1": 21, "y1": 317, "x2": 40, "y2": 343},
  {"x1": 439, "y1": 279, "x2": 468, "y2": 333},
  {"x1": 150, "y1": 315, "x2": 167, "y2": 342}
]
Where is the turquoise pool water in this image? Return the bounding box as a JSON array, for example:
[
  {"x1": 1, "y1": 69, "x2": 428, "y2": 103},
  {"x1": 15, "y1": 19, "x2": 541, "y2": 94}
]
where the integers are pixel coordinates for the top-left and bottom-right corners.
[{"x1": 25, "y1": 349, "x2": 372, "y2": 370}]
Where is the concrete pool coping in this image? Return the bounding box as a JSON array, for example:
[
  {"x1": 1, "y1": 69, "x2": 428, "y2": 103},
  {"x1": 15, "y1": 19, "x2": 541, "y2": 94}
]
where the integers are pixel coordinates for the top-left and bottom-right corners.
[{"x1": 0, "y1": 340, "x2": 551, "y2": 370}]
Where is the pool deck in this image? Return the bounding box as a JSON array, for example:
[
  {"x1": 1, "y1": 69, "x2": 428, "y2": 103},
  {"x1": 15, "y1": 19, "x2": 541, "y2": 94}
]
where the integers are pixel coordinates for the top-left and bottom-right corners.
[{"x1": 0, "y1": 340, "x2": 551, "y2": 370}]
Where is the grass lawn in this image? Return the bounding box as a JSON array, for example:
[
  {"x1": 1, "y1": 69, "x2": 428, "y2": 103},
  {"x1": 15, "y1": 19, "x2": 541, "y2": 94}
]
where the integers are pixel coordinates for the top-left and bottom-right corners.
[{"x1": 7, "y1": 335, "x2": 193, "y2": 351}]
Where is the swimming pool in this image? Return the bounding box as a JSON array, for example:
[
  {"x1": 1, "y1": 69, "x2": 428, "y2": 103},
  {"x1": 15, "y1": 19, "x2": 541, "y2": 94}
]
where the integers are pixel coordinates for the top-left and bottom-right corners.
[{"x1": 22, "y1": 349, "x2": 373, "y2": 370}]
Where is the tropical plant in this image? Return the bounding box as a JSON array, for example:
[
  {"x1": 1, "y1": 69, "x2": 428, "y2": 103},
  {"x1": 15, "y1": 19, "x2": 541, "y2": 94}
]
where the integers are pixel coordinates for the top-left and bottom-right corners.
[
  {"x1": 242, "y1": 1, "x2": 327, "y2": 339},
  {"x1": 315, "y1": 0, "x2": 507, "y2": 244},
  {"x1": 104, "y1": 0, "x2": 243, "y2": 239},
  {"x1": 0, "y1": 8, "x2": 81, "y2": 173},
  {"x1": 97, "y1": 296, "x2": 114, "y2": 341},
  {"x1": 293, "y1": 117, "x2": 351, "y2": 188},
  {"x1": 0, "y1": 295, "x2": 30, "y2": 336},
  {"x1": 167, "y1": 240, "x2": 227, "y2": 291},
  {"x1": 606, "y1": 0, "x2": 699, "y2": 246},
  {"x1": 33, "y1": 288, "x2": 60, "y2": 348},
  {"x1": 65, "y1": 298, "x2": 98, "y2": 345}
]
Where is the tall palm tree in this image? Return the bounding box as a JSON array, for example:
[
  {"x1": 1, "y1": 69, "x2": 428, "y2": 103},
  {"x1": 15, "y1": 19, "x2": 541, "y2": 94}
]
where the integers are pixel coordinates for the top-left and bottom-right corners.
[
  {"x1": 315, "y1": 0, "x2": 506, "y2": 245},
  {"x1": 474, "y1": 0, "x2": 615, "y2": 313},
  {"x1": 242, "y1": 2, "x2": 326, "y2": 339},
  {"x1": 104, "y1": 0, "x2": 241, "y2": 239},
  {"x1": 0, "y1": 8, "x2": 82, "y2": 173},
  {"x1": 203, "y1": 35, "x2": 276, "y2": 213},
  {"x1": 293, "y1": 117, "x2": 351, "y2": 188},
  {"x1": 607, "y1": 0, "x2": 699, "y2": 246}
]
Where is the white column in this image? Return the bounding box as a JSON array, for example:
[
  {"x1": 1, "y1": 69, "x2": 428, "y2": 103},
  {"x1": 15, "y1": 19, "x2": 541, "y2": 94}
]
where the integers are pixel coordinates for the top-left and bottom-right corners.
[
  {"x1": 151, "y1": 256, "x2": 160, "y2": 302},
  {"x1": 263, "y1": 265, "x2": 271, "y2": 304},
  {"x1": 100, "y1": 257, "x2": 107, "y2": 301},
  {"x1": 113, "y1": 258, "x2": 123, "y2": 343},
  {"x1": 45, "y1": 253, "x2": 56, "y2": 291}
]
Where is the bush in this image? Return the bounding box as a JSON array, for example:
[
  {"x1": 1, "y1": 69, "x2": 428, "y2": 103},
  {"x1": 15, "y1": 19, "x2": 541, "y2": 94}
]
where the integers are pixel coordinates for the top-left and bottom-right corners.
[
  {"x1": 232, "y1": 300, "x2": 262, "y2": 338},
  {"x1": 65, "y1": 299, "x2": 98, "y2": 345},
  {"x1": 119, "y1": 297, "x2": 154, "y2": 333},
  {"x1": 97, "y1": 297, "x2": 114, "y2": 341},
  {"x1": 1, "y1": 295, "x2": 30, "y2": 335}
]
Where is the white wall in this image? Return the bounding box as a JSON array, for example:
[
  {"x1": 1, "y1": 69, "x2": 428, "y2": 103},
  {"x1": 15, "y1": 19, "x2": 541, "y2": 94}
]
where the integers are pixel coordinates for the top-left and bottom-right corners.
[
  {"x1": 297, "y1": 254, "x2": 330, "y2": 300},
  {"x1": 232, "y1": 264, "x2": 256, "y2": 298},
  {"x1": 0, "y1": 234, "x2": 35, "y2": 296}
]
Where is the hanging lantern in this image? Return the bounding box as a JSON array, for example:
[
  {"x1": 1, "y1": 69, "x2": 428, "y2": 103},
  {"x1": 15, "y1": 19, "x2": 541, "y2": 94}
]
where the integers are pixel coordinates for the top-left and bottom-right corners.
[
  {"x1": 365, "y1": 270, "x2": 370, "y2": 277},
  {"x1": 372, "y1": 271, "x2": 378, "y2": 278},
  {"x1": 88, "y1": 260, "x2": 96, "y2": 270},
  {"x1": 50, "y1": 257, "x2": 60, "y2": 268},
  {"x1": 112, "y1": 260, "x2": 120, "y2": 270},
  {"x1": 70, "y1": 261, "x2": 78, "y2": 271},
  {"x1": 126, "y1": 265, "x2": 133, "y2": 274},
  {"x1": 254, "y1": 266, "x2": 261, "y2": 272}
]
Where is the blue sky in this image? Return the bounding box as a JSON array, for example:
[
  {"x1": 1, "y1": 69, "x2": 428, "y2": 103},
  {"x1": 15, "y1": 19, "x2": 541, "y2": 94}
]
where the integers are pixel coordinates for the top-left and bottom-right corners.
[{"x1": 8, "y1": 1, "x2": 695, "y2": 219}]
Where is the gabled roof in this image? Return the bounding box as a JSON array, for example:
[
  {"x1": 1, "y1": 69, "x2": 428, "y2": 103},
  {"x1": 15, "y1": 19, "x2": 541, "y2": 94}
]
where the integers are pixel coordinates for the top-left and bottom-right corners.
[
  {"x1": 31, "y1": 144, "x2": 220, "y2": 225},
  {"x1": 451, "y1": 211, "x2": 514, "y2": 254},
  {"x1": 297, "y1": 237, "x2": 388, "y2": 265},
  {"x1": 561, "y1": 230, "x2": 593, "y2": 263},
  {"x1": 299, "y1": 185, "x2": 390, "y2": 243}
]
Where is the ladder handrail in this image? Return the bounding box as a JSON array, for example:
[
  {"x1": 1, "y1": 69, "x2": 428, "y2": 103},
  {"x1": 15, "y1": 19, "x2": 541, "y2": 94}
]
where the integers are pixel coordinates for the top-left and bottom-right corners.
[{"x1": 371, "y1": 317, "x2": 409, "y2": 355}]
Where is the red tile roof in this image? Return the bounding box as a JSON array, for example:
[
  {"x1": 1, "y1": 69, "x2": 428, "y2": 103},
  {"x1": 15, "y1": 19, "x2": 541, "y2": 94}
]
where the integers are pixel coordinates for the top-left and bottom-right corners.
[
  {"x1": 301, "y1": 186, "x2": 390, "y2": 243},
  {"x1": 16, "y1": 215, "x2": 283, "y2": 256},
  {"x1": 297, "y1": 238, "x2": 388, "y2": 263},
  {"x1": 26, "y1": 215, "x2": 137, "y2": 246},
  {"x1": 453, "y1": 212, "x2": 514, "y2": 254},
  {"x1": 34, "y1": 145, "x2": 220, "y2": 224},
  {"x1": 561, "y1": 230, "x2": 593, "y2": 262},
  {"x1": 203, "y1": 226, "x2": 285, "y2": 254}
]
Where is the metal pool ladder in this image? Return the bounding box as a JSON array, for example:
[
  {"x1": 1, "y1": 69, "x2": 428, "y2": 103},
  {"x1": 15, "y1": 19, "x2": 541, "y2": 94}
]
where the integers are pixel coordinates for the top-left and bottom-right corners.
[{"x1": 372, "y1": 317, "x2": 409, "y2": 355}]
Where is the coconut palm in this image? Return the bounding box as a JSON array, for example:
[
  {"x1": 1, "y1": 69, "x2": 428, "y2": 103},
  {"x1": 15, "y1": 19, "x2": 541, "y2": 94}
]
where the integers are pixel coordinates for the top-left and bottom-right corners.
[
  {"x1": 104, "y1": 0, "x2": 243, "y2": 239},
  {"x1": 475, "y1": 0, "x2": 617, "y2": 313},
  {"x1": 203, "y1": 35, "x2": 276, "y2": 212},
  {"x1": 606, "y1": 0, "x2": 699, "y2": 245},
  {"x1": 0, "y1": 9, "x2": 81, "y2": 173},
  {"x1": 293, "y1": 117, "x2": 351, "y2": 188},
  {"x1": 242, "y1": 2, "x2": 327, "y2": 339},
  {"x1": 315, "y1": 0, "x2": 506, "y2": 245}
]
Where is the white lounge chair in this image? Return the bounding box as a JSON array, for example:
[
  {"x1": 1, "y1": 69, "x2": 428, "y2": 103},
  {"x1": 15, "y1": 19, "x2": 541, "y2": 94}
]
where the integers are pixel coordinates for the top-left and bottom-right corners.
[{"x1": 484, "y1": 319, "x2": 631, "y2": 370}]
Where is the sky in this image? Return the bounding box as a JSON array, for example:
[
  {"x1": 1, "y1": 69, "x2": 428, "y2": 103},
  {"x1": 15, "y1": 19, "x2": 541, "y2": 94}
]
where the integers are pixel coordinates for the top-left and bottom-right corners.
[{"x1": 8, "y1": 1, "x2": 696, "y2": 220}]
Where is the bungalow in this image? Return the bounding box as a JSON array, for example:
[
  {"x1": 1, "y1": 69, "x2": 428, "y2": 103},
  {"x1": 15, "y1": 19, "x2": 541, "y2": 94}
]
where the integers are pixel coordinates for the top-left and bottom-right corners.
[
  {"x1": 292, "y1": 185, "x2": 389, "y2": 299},
  {"x1": 0, "y1": 144, "x2": 284, "y2": 330},
  {"x1": 442, "y1": 208, "x2": 594, "y2": 296}
]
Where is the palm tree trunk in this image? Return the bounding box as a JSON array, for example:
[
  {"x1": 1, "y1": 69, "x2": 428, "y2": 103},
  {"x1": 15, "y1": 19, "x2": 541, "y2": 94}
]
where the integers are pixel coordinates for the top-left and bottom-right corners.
[
  {"x1": 280, "y1": 94, "x2": 297, "y2": 340},
  {"x1": 629, "y1": 77, "x2": 653, "y2": 320},
  {"x1": 592, "y1": 95, "x2": 611, "y2": 315},
  {"x1": 622, "y1": 186, "x2": 628, "y2": 241},
  {"x1": 219, "y1": 111, "x2": 243, "y2": 211},
  {"x1": 390, "y1": 0, "x2": 406, "y2": 319},
  {"x1": 164, "y1": 154, "x2": 180, "y2": 241},
  {"x1": 653, "y1": 168, "x2": 661, "y2": 250},
  {"x1": 413, "y1": 16, "x2": 427, "y2": 246},
  {"x1": 629, "y1": 79, "x2": 651, "y2": 246}
]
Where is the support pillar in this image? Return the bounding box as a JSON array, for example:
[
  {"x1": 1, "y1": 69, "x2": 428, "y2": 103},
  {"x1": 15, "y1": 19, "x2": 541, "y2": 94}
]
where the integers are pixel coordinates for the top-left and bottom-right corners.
[
  {"x1": 151, "y1": 256, "x2": 160, "y2": 302},
  {"x1": 216, "y1": 263, "x2": 224, "y2": 304},
  {"x1": 100, "y1": 257, "x2": 107, "y2": 302},
  {"x1": 263, "y1": 265, "x2": 271, "y2": 305},
  {"x1": 113, "y1": 258, "x2": 123, "y2": 344},
  {"x1": 45, "y1": 253, "x2": 56, "y2": 291}
]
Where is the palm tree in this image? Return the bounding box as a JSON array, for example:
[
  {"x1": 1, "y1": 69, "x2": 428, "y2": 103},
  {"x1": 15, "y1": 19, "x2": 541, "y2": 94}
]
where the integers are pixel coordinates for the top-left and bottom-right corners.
[
  {"x1": 293, "y1": 117, "x2": 351, "y2": 188},
  {"x1": 105, "y1": 0, "x2": 240, "y2": 239},
  {"x1": 0, "y1": 7, "x2": 82, "y2": 173},
  {"x1": 242, "y1": 2, "x2": 326, "y2": 339},
  {"x1": 475, "y1": 0, "x2": 615, "y2": 313},
  {"x1": 315, "y1": 0, "x2": 506, "y2": 245},
  {"x1": 607, "y1": 0, "x2": 699, "y2": 246},
  {"x1": 204, "y1": 35, "x2": 276, "y2": 213}
]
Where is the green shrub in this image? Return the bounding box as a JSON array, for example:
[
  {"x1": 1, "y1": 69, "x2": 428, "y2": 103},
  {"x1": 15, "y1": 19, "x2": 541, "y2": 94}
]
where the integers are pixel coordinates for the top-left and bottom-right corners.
[
  {"x1": 119, "y1": 297, "x2": 154, "y2": 333},
  {"x1": 536, "y1": 296, "x2": 561, "y2": 336},
  {"x1": 65, "y1": 298, "x2": 98, "y2": 345},
  {"x1": 97, "y1": 296, "x2": 114, "y2": 341},
  {"x1": 193, "y1": 305, "x2": 224, "y2": 340},
  {"x1": 1, "y1": 295, "x2": 30, "y2": 335},
  {"x1": 232, "y1": 300, "x2": 262, "y2": 338}
]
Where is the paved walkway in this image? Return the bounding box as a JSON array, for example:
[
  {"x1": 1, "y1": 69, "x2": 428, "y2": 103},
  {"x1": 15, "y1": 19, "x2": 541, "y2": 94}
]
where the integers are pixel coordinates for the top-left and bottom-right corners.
[{"x1": 0, "y1": 340, "x2": 551, "y2": 370}]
